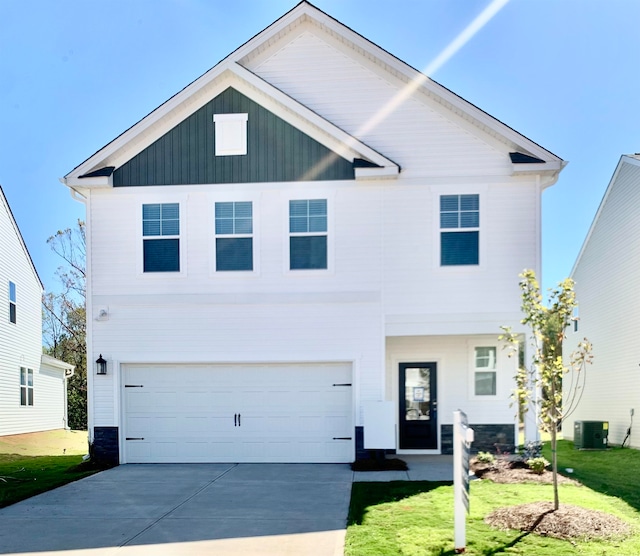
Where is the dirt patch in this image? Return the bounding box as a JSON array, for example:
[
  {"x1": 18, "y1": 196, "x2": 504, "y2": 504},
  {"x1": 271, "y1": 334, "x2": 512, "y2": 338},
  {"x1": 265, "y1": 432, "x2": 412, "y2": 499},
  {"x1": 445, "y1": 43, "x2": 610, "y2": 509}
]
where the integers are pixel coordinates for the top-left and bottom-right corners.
[
  {"x1": 486, "y1": 501, "x2": 633, "y2": 540},
  {"x1": 0, "y1": 430, "x2": 88, "y2": 457}
]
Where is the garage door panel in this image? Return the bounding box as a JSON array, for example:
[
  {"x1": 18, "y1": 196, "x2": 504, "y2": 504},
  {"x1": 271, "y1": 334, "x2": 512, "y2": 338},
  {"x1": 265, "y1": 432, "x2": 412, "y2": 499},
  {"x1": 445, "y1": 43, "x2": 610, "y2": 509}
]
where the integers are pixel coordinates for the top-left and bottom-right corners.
[{"x1": 123, "y1": 363, "x2": 353, "y2": 463}]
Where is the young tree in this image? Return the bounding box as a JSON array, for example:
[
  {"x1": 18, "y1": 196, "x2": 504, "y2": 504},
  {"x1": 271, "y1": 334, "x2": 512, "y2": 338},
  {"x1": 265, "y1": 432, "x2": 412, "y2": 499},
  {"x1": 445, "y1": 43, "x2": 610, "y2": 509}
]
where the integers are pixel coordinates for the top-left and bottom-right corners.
[
  {"x1": 500, "y1": 270, "x2": 592, "y2": 510},
  {"x1": 42, "y1": 221, "x2": 87, "y2": 430}
]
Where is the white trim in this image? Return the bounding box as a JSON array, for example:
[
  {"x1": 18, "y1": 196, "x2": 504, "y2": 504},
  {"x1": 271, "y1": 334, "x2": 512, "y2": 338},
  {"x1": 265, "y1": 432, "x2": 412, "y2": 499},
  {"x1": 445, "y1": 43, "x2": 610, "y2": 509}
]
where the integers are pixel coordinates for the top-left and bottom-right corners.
[
  {"x1": 213, "y1": 113, "x2": 248, "y2": 156},
  {"x1": 283, "y1": 192, "x2": 335, "y2": 275},
  {"x1": 137, "y1": 198, "x2": 187, "y2": 278},
  {"x1": 211, "y1": 196, "x2": 260, "y2": 277},
  {"x1": 469, "y1": 344, "x2": 498, "y2": 399}
]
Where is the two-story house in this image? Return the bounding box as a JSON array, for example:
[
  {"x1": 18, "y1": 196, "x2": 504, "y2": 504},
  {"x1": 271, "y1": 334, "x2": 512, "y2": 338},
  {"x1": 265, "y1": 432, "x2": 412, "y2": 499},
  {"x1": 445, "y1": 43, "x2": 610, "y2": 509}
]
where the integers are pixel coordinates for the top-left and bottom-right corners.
[
  {"x1": 0, "y1": 185, "x2": 74, "y2": 436},
  {"x1": 563, "y1": 154, "x2": 640, "y2": 449},
  {"x1": 61, "y1": 2, "x2": 565, "y2": 464}
]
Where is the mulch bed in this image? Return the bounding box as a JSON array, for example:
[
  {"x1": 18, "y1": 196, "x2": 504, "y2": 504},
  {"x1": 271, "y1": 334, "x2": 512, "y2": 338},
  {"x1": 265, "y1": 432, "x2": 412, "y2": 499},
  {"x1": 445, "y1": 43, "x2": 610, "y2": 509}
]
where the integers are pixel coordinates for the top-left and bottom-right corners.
[
  {"x1": 485, "y1": 501, "x2": 633, "y2": 540},
  {"x1": 472, "y1": 457, "x2": 633, "y2": 540}
]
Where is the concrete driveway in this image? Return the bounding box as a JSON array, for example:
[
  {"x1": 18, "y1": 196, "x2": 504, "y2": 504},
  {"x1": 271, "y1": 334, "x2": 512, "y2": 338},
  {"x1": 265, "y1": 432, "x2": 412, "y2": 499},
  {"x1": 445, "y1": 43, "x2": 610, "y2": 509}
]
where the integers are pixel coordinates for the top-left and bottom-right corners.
[{"x1": 0, "y1": 463, "x2": 353, "y2": 556}]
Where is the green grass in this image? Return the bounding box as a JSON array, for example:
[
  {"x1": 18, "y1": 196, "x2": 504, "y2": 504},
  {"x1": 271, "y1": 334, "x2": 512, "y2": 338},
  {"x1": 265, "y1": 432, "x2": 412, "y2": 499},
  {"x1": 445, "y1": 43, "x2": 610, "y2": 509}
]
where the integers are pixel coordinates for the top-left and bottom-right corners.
[
  {"x1": 0, "y1": 430, "x2": 100, "y2": 508},
  {"x1": 543, "y1": 440, "x2": 640, "y2": 510},
  {"x1": 346, "y1": 441, "x2": 640, "y2": 555}
]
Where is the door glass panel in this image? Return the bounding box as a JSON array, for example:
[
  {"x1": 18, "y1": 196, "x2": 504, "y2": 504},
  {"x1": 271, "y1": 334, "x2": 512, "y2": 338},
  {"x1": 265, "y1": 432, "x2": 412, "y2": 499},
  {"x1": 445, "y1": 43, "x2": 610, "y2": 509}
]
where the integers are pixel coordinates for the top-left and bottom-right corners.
[{"x1": 404, "y1": 367, "x2": 431, "y2": 421}]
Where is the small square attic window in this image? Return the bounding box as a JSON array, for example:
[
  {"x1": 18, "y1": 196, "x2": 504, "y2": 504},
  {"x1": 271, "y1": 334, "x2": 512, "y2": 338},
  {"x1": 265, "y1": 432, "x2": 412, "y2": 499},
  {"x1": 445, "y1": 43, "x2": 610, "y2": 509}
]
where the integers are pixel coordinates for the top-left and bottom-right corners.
[{"x1": 213, "y1": 113, "x2": 248, "y2": 156}]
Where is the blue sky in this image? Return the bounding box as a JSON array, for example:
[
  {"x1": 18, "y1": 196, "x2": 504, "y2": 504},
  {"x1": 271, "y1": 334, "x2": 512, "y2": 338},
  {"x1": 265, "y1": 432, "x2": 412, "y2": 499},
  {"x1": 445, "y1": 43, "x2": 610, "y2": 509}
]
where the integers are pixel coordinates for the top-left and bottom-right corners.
[{"x1": 1, "y1": 0, "x2": 639, "y2": 294}]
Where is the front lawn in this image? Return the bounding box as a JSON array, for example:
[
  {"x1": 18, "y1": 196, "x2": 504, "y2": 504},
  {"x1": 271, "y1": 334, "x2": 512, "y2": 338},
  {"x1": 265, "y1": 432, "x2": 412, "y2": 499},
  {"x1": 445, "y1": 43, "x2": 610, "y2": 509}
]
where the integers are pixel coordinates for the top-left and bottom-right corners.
[
  {"x1": 346, "y1": 441, "x2": 640, "y2": 555},
  {"x1": 0, "y1": 430, "x2": 99, "y2": 508}
]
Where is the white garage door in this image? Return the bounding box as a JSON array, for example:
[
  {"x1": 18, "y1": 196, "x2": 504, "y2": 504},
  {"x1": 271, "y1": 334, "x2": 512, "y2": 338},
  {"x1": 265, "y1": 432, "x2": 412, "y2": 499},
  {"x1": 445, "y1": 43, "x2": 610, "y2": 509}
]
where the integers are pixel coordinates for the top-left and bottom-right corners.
[{"x1": 122, "y1": 363, "x2": 353, "y2": 463}]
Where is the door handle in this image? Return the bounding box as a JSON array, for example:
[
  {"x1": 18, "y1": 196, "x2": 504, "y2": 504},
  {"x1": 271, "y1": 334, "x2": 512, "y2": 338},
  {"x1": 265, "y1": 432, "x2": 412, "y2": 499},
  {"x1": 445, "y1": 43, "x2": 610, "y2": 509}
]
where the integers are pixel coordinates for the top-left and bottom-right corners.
[
  {"x1": 238, "y1": 413, "x2": 241, "y2": 427},
  {"x1": 234, "y1": 413, "x2": 237, "y2": 427}
]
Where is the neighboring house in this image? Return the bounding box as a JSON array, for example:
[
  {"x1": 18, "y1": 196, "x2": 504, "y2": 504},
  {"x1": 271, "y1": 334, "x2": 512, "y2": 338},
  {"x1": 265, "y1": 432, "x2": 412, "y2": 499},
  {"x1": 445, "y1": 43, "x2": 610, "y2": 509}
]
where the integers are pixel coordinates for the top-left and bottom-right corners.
[
  {"x1": 563, "y1": 154, "x2": 640, "y2": 449},
  {"x1": 0, "y1": 186, "x2": 74, "y2": 436},
  {"x1": 61, "y1": 2, "x2": 565, "y2": 465}
]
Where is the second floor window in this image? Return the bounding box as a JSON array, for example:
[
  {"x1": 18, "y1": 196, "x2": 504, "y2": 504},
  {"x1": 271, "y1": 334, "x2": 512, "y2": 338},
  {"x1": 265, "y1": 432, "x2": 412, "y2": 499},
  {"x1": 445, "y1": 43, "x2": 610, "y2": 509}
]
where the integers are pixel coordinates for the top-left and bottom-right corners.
[
  {"x1": 9, "y1": 281, "x2": 16, "y2": 324},
  {"x1": 289, "y1": 199, "x2": 327, "y2": 270},
  {"x1": 142, "y1": 203, "x2": 180, "y2": 272},
  {"x1": 440, "y1": 194, "x2": 479, "y2": 266},
  {"x1": 215, "y1": 202, "x2": 253, "y2": 271}
]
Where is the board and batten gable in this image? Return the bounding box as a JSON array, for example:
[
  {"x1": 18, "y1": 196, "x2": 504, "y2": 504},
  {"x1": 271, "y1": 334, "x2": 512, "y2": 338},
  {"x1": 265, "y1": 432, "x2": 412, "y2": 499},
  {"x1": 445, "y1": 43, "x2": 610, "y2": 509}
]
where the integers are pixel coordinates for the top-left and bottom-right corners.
[
  {"x1": 0, "y1": 187, "x2": 46, "y2": 436},
  {"x1": 114, "y1": 87, "x2": 355, "y2": 186},
  {"x1": 564, "y1": 155, "x2": 640, "y2": 448}
]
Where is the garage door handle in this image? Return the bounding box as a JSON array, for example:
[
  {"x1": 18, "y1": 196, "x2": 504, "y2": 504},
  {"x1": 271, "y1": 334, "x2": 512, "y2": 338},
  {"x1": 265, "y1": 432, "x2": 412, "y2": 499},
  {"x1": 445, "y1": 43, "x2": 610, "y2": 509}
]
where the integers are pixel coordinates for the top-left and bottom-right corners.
[
  {"x1": 126, "y1": 437, "x2": 145, "y2": 440},
  {"x1": 238, "y1": 413, "x2": 241, "y2": 427},
  {"x1": 234, "y1": 413, "x2": 237, "y2": 427},
  {"x1": 333, "y1": 383, "x2": 352, "y2": 387},
  {"x1": 333, "y1": 437, "x2": 352, "y2": 440}
]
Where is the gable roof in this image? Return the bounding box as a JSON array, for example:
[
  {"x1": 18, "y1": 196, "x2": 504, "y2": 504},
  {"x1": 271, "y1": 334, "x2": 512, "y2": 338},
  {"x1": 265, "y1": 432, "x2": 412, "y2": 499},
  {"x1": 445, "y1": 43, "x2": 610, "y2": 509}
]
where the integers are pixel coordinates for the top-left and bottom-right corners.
[
  {"x1": 62, "y1": 1, "x2": 564, "y2": 190},
  {"x1": 0, "y1": 185, "x2": 43, "y2": 290},
  {"x1": 570, "y1": 154, "x2": 640, "y2": 277}
]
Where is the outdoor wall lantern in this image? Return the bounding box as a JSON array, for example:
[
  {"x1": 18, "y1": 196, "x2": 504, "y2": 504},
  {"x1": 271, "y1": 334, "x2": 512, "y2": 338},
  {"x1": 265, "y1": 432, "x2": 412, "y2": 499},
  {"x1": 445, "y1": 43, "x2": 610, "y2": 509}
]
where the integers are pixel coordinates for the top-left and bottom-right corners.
[{"x1": 95, "y1": 354, "x2": 107, "y2": 375}]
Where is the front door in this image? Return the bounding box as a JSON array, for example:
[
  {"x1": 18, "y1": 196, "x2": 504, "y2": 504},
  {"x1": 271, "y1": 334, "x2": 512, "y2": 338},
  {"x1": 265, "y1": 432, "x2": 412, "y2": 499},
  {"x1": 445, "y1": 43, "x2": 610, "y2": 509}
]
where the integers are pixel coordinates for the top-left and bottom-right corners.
[{"x1": 399, "y1": 362, "x2": 438, "y2": 449}]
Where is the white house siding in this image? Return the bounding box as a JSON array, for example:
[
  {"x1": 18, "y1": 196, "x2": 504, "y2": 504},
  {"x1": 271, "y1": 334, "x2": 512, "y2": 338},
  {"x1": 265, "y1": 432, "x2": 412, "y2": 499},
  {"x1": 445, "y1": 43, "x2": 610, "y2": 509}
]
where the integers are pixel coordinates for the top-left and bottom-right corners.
[
  {"x1": 87, "y1": 182, "x2": 387, "y2": 430},
  {"x1": 382, "y1": 180, "x2": 539, "y2": 322},
  {"x1": 245, "y1": 26, "x2": 511, "y2": 179},
  {"x1": 564, "y1": 158, "x2": 640, "y2": 448},
  {"x1": 386, "y1": 336, "x2": 517, "y2": 432},
  {"x1": 0, "y1": 195, "x2": 46, "y2": 436}
]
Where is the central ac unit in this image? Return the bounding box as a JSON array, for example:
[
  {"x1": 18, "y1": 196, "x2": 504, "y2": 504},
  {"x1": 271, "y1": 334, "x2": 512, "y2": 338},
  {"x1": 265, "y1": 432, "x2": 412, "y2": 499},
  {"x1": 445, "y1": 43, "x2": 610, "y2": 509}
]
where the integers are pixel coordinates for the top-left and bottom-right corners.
[{"x1": 574, "y1": 420, "x2": 608, "y2": 450}]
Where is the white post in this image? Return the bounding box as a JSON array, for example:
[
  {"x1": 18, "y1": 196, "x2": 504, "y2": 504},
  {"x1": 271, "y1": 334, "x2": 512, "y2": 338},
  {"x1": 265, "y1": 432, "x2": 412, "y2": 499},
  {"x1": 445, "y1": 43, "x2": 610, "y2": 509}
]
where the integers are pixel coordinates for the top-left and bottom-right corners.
[{"x1": 453, "y1": 410, "x2": 473, "y2": 553}]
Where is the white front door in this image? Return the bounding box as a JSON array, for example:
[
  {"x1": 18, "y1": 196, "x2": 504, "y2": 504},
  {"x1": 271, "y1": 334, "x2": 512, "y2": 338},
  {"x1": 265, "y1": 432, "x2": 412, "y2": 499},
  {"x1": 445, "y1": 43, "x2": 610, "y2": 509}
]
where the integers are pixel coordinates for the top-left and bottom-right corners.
[{"x1": 122, "y1": 363, "x2": 353, "y2": 463}]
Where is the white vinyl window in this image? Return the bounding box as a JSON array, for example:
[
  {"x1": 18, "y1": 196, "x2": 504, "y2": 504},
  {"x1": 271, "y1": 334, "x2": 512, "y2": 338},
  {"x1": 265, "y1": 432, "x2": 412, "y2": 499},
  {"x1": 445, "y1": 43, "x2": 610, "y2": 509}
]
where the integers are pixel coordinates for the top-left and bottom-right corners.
[
  {"x1": 215, "y1": 201, "x2": 253, "y2": 271},
  {"x1": 289, "y1": 199, "x2": 327, "y2": 270},
  {"x1": 142, "y1": 203, "x2": 180, "y2": 272},
  {"x1": 440, "y1": 194, "x2": 479, "y2": 266},
  {"x1": 474, "y1": 346, "x2": 496, "y2": 396},
  {"x1": 9, "y1": 281, "x2": 16, "y2": 324},
  {"x1": 20, "y1": 367, "x2": 33, "y2": 406}
]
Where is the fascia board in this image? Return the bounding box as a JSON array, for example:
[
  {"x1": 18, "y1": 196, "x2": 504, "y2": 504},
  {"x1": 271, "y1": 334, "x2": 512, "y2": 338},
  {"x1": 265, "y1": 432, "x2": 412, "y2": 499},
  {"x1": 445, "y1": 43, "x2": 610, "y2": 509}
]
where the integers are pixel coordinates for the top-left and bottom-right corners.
[
  {"x1": 570, "y1": 155, "x2": 639, "y2": 278},
  {"x1": 233, "y1": 64, "x2": 398, "y2": 172},
  {"x1": 235, "y1": 2, "x2": 562, "y2": 166},
  {"x1": 355, "y1": 166, "x2": 399, "y2": 180},
  {"x1": 64, "y1": 60, "x2": 240, "y2": 180},
  {"x1": 64, "y1": 175, "x2": 112, "y2": 189},
  {"x1": 65, "y1": 61, "x2": 398, "y2": 183},
  {"x1": 41, "y1": 354, "x2": 75, "y2": 372}
]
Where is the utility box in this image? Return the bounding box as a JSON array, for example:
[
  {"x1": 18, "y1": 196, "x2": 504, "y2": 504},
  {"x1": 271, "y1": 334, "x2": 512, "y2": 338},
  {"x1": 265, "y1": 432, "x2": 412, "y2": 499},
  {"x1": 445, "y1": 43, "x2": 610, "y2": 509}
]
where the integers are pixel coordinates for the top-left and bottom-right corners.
[{"x1": 574, "y1": 421, "x2": 609, "y2": 449}]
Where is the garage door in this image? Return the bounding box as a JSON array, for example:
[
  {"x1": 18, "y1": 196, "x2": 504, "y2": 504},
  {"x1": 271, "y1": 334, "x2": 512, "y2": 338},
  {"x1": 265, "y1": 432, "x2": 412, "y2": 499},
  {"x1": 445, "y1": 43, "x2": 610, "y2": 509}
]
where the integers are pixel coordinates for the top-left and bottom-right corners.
[{"x1": 122, "y1": 363, "x2": 353, "y2": 463}]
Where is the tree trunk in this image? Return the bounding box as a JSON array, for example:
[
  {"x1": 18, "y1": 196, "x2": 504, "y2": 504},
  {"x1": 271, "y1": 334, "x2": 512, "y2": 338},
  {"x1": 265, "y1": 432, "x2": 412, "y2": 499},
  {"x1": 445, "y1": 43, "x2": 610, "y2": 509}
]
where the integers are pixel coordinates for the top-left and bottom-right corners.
[{"x1": 551, "y1": 426, "x2": 559, "y2": 511}]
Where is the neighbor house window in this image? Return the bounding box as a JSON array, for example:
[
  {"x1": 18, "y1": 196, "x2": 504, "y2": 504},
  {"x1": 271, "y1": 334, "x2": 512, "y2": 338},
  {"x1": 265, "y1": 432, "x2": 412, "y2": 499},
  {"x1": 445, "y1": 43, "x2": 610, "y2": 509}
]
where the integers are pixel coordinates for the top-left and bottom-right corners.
[
  {"x1": 213, "y1": 113, "x2": 248, "y2": 156},
  {"x1": 289, "y1": 199, "x2": 327, "y2": 270},
  {"x1": 215, "y1": 201, "x2": 253, "y2": 271},
  {"x1": 20, "y1": 367, "x2": 33, "y2": 406},
  {"x1": 143, "y1": 203, "x2": 180, "y2": 272},
  {"x1": 474, "y1": 347, "x2": 496, "y2": 396},
  {"x1": 440, "y1": 194, "x2": 479, "y2": 266},
  {"x1": 8, "y1": 281, "x2": 16, "y2": 324}
]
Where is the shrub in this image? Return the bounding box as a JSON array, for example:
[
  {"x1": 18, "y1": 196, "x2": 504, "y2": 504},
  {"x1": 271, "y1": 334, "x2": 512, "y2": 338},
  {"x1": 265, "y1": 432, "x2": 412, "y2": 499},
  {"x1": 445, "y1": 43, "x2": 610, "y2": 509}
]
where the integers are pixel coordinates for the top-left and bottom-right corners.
[
  {"x1": 477, "y1": 451, "x2": 496, "y2": 464},
  {"x1": 526, "y1": 457, "x2": 550, "y2": 474},
  {"x1": 522, "y1": 440, "x2": 544, "y2": 460}
]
